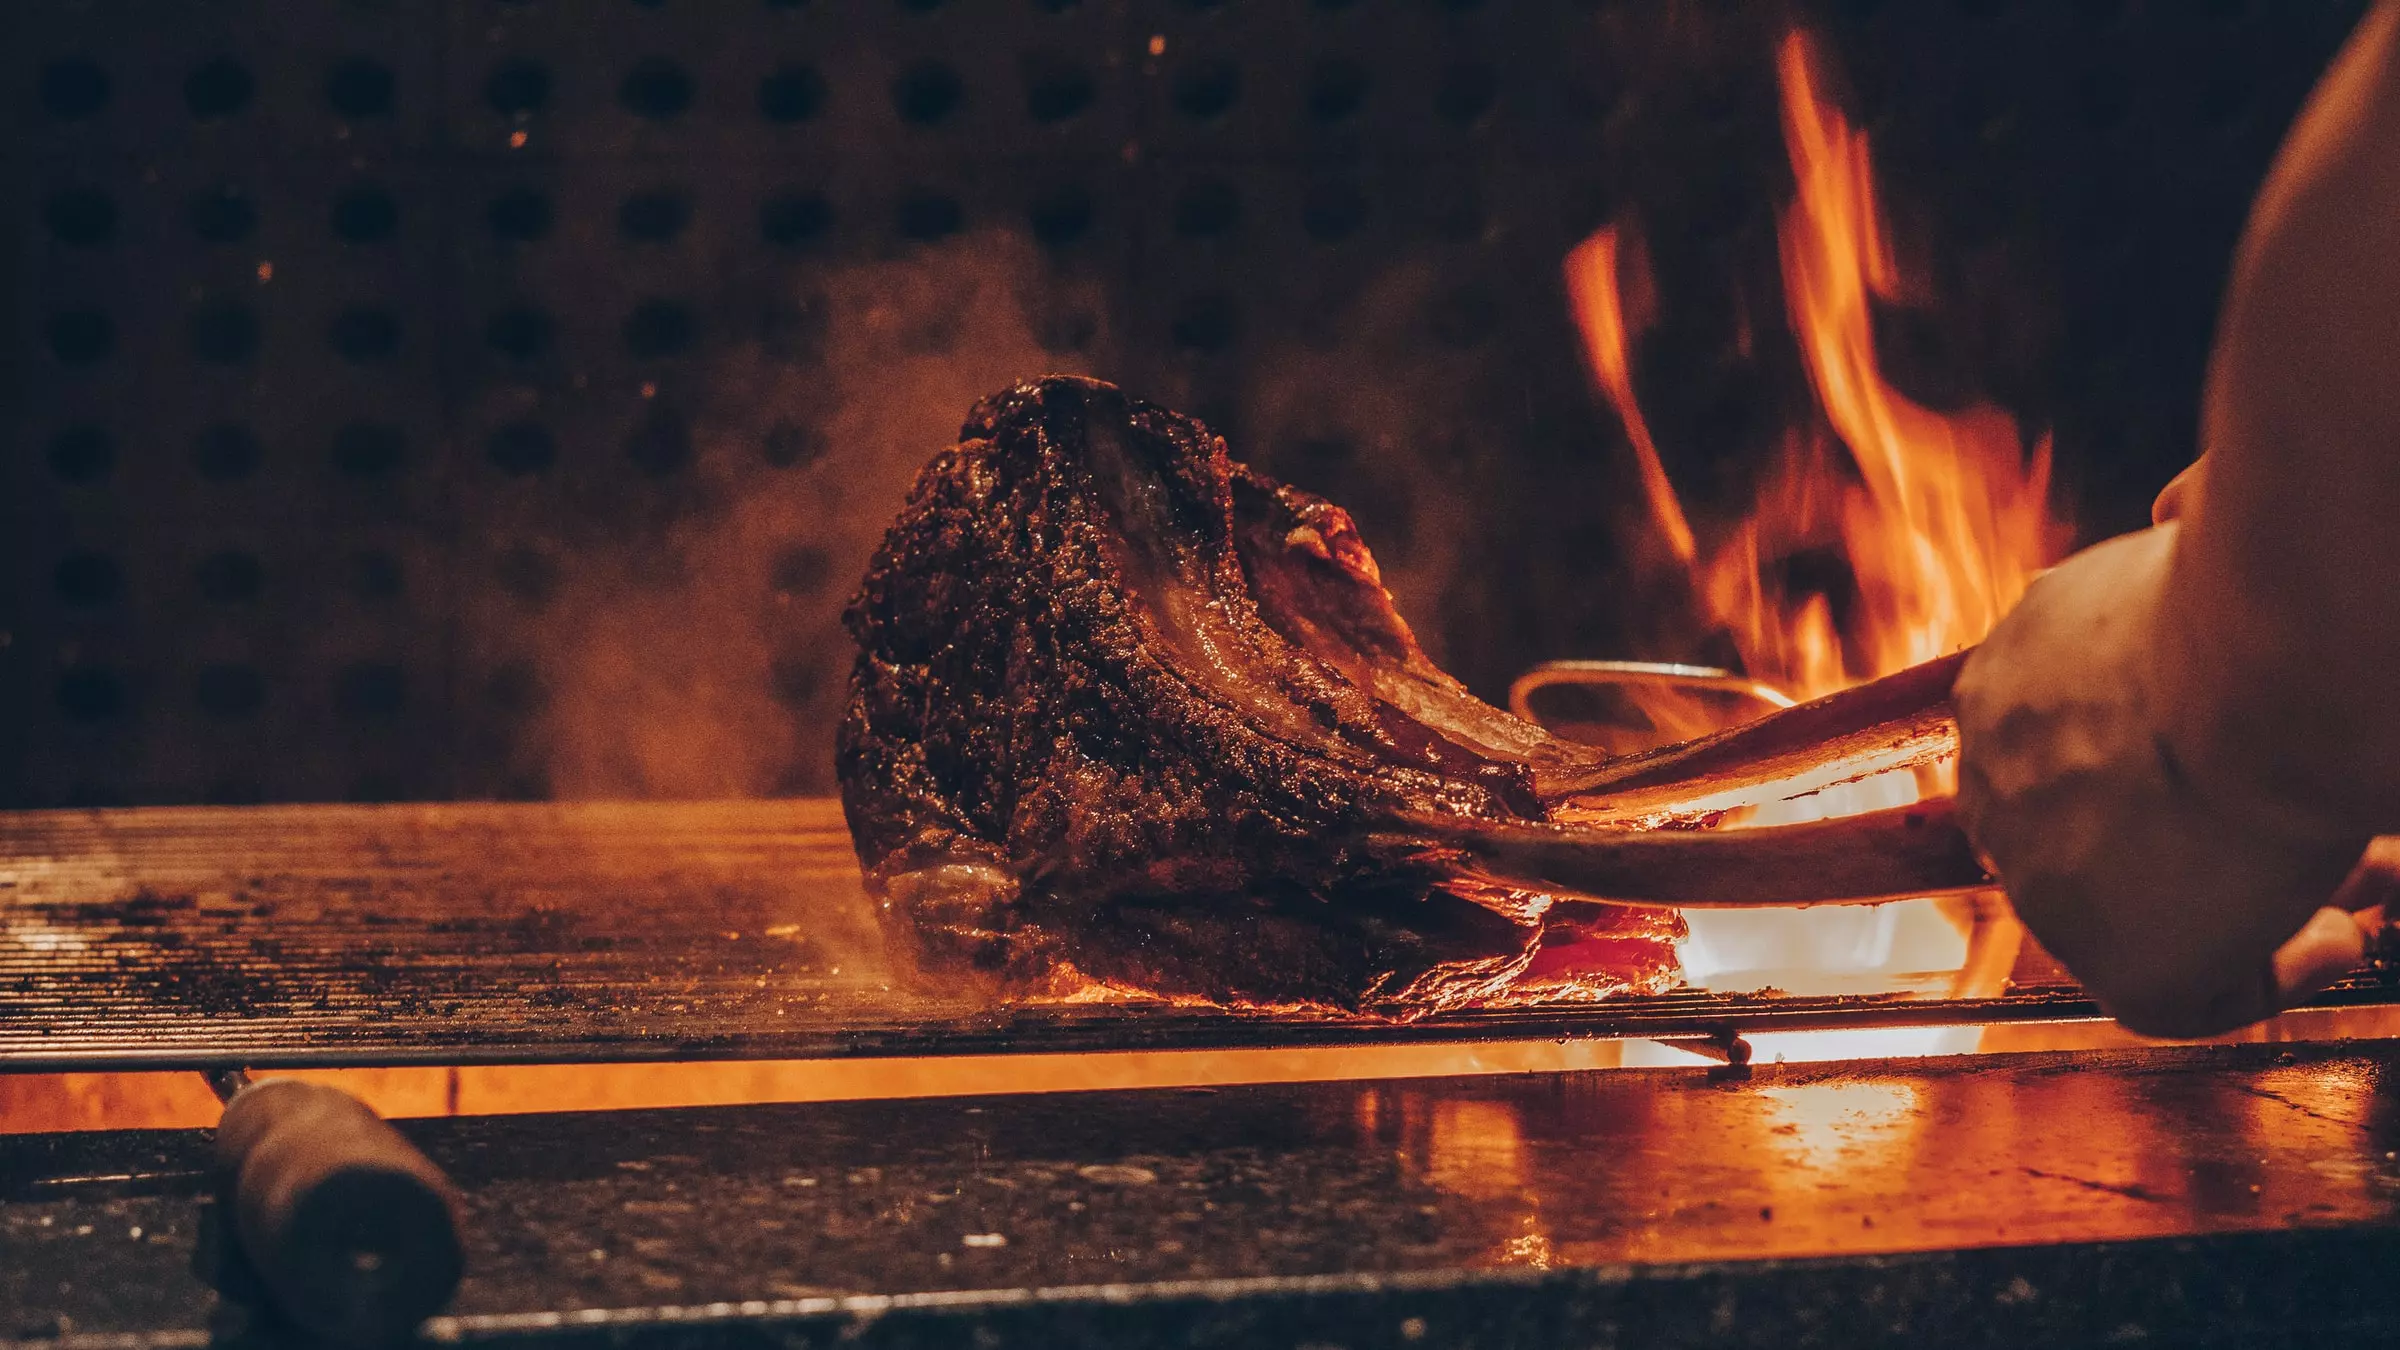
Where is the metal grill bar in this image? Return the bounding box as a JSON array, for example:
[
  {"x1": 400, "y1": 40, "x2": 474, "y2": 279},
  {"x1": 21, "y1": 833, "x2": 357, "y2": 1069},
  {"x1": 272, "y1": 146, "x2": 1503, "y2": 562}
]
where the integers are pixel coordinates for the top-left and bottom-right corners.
[{"x1": 2, "y1": 801, "x2": 2390, "y2": 1073}]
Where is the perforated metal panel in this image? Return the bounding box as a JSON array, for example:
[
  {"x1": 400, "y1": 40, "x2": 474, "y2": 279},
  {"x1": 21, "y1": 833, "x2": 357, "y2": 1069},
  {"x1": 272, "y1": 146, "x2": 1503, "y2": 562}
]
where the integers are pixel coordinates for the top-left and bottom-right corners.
[{"x1": 1, "y1": 0, "x2": 2367, "y2": 808}]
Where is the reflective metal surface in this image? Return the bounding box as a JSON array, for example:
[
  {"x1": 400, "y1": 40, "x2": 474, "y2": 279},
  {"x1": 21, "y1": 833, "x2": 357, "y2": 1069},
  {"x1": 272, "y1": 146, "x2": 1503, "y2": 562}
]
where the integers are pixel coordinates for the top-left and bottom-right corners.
[
  {"x1": 10, "y1": 1042, "x2": 2400, "y2": 1345},
  {"x1": 1507, "y1": 659, "x2": 1797, "y2": 723}
]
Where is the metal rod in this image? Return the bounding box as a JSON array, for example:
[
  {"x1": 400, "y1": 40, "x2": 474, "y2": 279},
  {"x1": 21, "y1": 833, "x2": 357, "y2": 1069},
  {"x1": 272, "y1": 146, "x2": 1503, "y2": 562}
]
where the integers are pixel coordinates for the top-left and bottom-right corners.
[{"x1": 1508, "y1": 660, "x2": 1798, "y2": 727}]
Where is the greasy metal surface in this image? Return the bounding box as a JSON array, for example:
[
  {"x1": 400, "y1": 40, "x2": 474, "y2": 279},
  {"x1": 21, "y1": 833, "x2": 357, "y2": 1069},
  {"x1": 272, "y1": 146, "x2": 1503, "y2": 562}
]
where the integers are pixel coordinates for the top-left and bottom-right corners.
[
  {"x1": 5, "y1": 800, "x2": 2397, "y2": 1072},
  {"x1": 10, "y1": 1042, "x2": 2400, "y2": 1345}
]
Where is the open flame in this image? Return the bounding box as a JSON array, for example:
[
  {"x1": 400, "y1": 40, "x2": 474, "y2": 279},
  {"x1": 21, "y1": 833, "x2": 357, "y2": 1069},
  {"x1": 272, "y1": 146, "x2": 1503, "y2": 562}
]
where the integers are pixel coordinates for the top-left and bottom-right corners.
[
  {"x1": 1569, "y1": 28, "x2": 2064, "y2": 713},
  {"x1": 1564, "y1": 29, "x2": 2070, "y2": 1049}
]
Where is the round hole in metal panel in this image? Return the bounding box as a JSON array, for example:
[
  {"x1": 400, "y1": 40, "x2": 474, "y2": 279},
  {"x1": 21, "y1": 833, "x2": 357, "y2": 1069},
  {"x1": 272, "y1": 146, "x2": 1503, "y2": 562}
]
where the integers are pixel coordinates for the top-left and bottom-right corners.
[
  {"x1": 188, "y1": 300, "x2": 261, "y2": 364},
  {"x1": 39, "y1": 57, "x2": 110, "y2": 120},
  {"x1": 618, "y1": 188, "x2": 692, "y2": 242},
  {"x1": 626, "y1": 405, "x2": 693, "y2": 475},
  {"x1": 485, "y1": 59, "x2": 553, "y2": 117},
  {"x1": 195, "y1": 550, "x2": 263, "y2": 603},
  {"x1": 44, "y1": 188, "x2": 117, "y2": 246},
  {"x1": 1433, "y1": 61, "x2": 1498, "y2": 126},
  {"x1": 620, "y1": 57, "x2": 695, "y2": 119},
  {"x1": 760, "y1": 296, "x2": 829, "y2": 364},
  {"x1": 1020, "y1": 50, "x2": 1094, "y2": 123},
  {"x1": 893, "y1": 59, "x2": 964, "y2": 125},
  {"x1": 46, "y1": 310, "x2": 114, "y2": 365},
  {"x1": 331, "y1": 186, "x2": 400, "y2": 243},
  {"x1": 895, "y1": 189, "x2": 964, "y2": 241},
  {"x1": 486, "y1": 305, "x2": 557, "y2": 360},
  {"x1": 487, "y1": 187, "x2": 555, "y2": 242},
  {"x1": 761, "y1": 189, "x2": 835, "y2": 246},
  {"x1": 53, "y1": 552, "x2": 123, "y2": 608},
  {"x1": 189, "y1": 185, "x2": 258, "y2": 242},
  {"x1": 2075, "y1": 67, "x2": 2131, "y2": 132},
  {"x1": 486, "y1": 421, "x2": 558, "y2": 475},
  {"x1": 193, "y1": 423, "x2": 263, "y2": 481},
  {"x1": 334, "y1": 664, "x2": 408, "y2": 721},
  {"x1": 328, "y1": 306, "x2": 402, "y2": 363},
  {"x1": 48, "y1": 426, "x2": 115, "y2": 483},
  {"x1": 55, "y1": 668, "x2": 127, "y2": 723},
  {"x1": 2196, "y1": 72, "x2": 2255, "y2": 130},
  {"x1": 1172, "y1": 57, "x2": 1239, "y2": 121},
  {"x1": 1173, "y1": 178, "x2": 1240, "y2": 237},
  {"x1": 1035, "y1": 305, "x2": 1096, "y2": 354},
  {"x1": 494, "y1": 547, "x2": 560, "y2": 606},
  {"x1": 487, "y1": 662, "x2": 549, "y2": 717},
  {"x1": 350, "y1": 550, "x2": 404, "y2": 602},
  {"x1": 770, "y1": 544, "x2": 834, "y2": 595},
  {"x1": 1301, "y1": 179, "x2": 1366, "y2": 242},
  {"x1": 1306, "y1": 57, "x2": 1368, "y2": 123},
  {"x1": 1171, "y1": 292, "x2": 1238, "y2": 352},
  {"x1": 326, "y1": 58, "x2": 396, "y2": 118},
  {"x1": 769, "y1": 655, "x2": 824, "y2": 708},
  {"x1": 1028, "y1": 181, "x2": 1093, "y2": 247},
  {"x1": 1429, "y1": 282, "x2": 1499, "y2": 348},
  {"x1": 762, "y1": 419, "x2": 826, "y2": 468},
  {"x1": 330, "y1": 422, "x2": 406, "y2": 478},
  {"x1": 195, "y1": 665, "x2": 266, "y2": 720},
  {"x1": 1562, "y1": 71, "x2": 1619, "y2": 124},
  {"x1": 622, "y1": 300, "x2": 698, "y2": 358},
  {"x1": 185, "y1": 57, "x2": 255, "y2": 120},
  {"x1": 760, "y1": 63, "x2": 827, "y2": 122}
]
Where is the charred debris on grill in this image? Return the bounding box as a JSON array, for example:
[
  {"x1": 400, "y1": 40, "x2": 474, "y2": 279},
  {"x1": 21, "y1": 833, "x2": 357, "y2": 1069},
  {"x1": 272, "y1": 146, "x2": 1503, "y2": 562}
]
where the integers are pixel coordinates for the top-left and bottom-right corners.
[{"x1": 837, "y1": 376, "x2": 1988, "y2": 1017}]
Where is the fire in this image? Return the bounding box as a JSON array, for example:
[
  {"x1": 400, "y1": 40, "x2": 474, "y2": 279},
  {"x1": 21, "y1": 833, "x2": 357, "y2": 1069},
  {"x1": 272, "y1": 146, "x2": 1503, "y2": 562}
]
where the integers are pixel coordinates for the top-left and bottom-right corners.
[
  {"x1": 1567, "y1": 29, "x2": 2063, "y2": 714},
  {"x1": 1562, "y1": 28, "x2": 2070, "y2": 1047}
]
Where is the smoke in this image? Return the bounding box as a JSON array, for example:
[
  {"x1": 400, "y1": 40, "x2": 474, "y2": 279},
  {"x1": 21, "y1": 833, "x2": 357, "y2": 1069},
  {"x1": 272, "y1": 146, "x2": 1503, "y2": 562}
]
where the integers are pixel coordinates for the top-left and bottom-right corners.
[
  {"x1": 458, "y1": 231, "x2": 1105, "y2": 800},
  {"x1": 1234, "y1": 255, "x2": 1482, "y2": 673}
]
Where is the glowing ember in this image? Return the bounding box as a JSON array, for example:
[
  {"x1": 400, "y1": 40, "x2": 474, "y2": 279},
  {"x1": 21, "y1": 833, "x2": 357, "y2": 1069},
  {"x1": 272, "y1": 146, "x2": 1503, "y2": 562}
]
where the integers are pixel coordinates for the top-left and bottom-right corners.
[{"x1": 1563, "y1": 28, "x2": 2073, "y2": 1039}]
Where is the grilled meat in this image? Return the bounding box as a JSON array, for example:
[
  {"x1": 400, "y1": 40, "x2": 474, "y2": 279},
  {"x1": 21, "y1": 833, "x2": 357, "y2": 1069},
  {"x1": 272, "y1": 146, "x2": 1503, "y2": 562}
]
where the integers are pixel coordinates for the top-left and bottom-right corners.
[{"x1": 838, "y1": 376, "x2": 1982, "y2": 1014}]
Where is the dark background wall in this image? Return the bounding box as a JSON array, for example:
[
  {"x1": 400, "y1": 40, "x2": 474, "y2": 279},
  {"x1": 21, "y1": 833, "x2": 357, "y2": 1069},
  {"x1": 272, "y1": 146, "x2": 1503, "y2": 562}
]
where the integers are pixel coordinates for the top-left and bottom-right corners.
[{"x1": 2, "y1": 0, "x2": 2365, "y2": 808}]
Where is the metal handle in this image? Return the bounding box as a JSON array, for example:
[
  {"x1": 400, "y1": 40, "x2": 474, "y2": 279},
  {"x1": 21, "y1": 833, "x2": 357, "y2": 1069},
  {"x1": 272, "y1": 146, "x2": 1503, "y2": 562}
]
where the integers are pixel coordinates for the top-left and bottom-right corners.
[
  {"x1": 1508, "y1": 659, "x2": 1796, "y2": 726},
  {"x1": 209, "y1": 1075, "x2": 464, "y2": 1347}
]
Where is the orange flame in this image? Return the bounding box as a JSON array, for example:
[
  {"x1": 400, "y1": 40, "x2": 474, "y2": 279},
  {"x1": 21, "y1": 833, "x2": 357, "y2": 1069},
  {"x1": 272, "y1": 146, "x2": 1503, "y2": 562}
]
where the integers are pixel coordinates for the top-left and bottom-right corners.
[
  {"x1": 1563, "y1": 227, "x2": 1696, "y2": 567},
  {"x1": 1568, "y1": 29, "x2": 2066, "y2": 711},
  {"x1": 1563, "y1": 30, "x2": 2068, "y2": 1037}
]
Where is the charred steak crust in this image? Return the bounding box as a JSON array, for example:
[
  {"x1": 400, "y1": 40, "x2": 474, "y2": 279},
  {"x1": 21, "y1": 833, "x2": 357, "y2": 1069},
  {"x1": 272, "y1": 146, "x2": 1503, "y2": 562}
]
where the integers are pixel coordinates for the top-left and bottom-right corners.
[{"x1": 840, "y1": 376, "x2": 1677, "y2": 1012}]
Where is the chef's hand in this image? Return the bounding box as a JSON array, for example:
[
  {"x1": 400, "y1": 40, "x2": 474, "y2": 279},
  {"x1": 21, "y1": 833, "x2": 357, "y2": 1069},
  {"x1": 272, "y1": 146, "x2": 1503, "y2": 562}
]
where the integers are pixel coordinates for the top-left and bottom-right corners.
[{"x1": 1953, "y1": 522, "x2": 2375, "y2": 1038}]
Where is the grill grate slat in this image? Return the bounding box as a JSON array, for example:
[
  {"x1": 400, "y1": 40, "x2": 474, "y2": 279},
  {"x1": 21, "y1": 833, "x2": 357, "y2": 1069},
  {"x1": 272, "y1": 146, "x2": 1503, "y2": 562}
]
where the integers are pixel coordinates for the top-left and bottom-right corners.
[{"x1": 6, "y1": 799, "x2": 2392, "y2": 1073}]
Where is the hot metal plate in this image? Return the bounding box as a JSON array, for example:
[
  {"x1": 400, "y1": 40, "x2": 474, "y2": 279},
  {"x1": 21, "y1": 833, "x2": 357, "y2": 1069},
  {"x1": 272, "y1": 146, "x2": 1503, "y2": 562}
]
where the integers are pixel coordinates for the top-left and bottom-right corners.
[
  {"x1": 0, "y1": 800, "x2": 2389, "y2": 1072},
  {"x1": 13, "y1": 1043, "x2": 2400, "y2": 1346}
]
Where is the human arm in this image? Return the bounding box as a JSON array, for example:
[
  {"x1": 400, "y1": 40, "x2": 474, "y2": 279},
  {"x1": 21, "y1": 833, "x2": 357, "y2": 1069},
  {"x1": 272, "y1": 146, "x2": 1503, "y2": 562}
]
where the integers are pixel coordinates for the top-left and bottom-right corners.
[{"x1": 1954, "y1": 1, "x2": 2400, "y2": 1036}]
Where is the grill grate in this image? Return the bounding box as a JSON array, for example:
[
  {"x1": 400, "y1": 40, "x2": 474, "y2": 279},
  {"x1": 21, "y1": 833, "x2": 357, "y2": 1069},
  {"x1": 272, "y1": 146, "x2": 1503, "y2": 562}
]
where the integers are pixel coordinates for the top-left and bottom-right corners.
[{"x1": 2, "y1": 799, "x2": 2392, "y2": 1072}]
